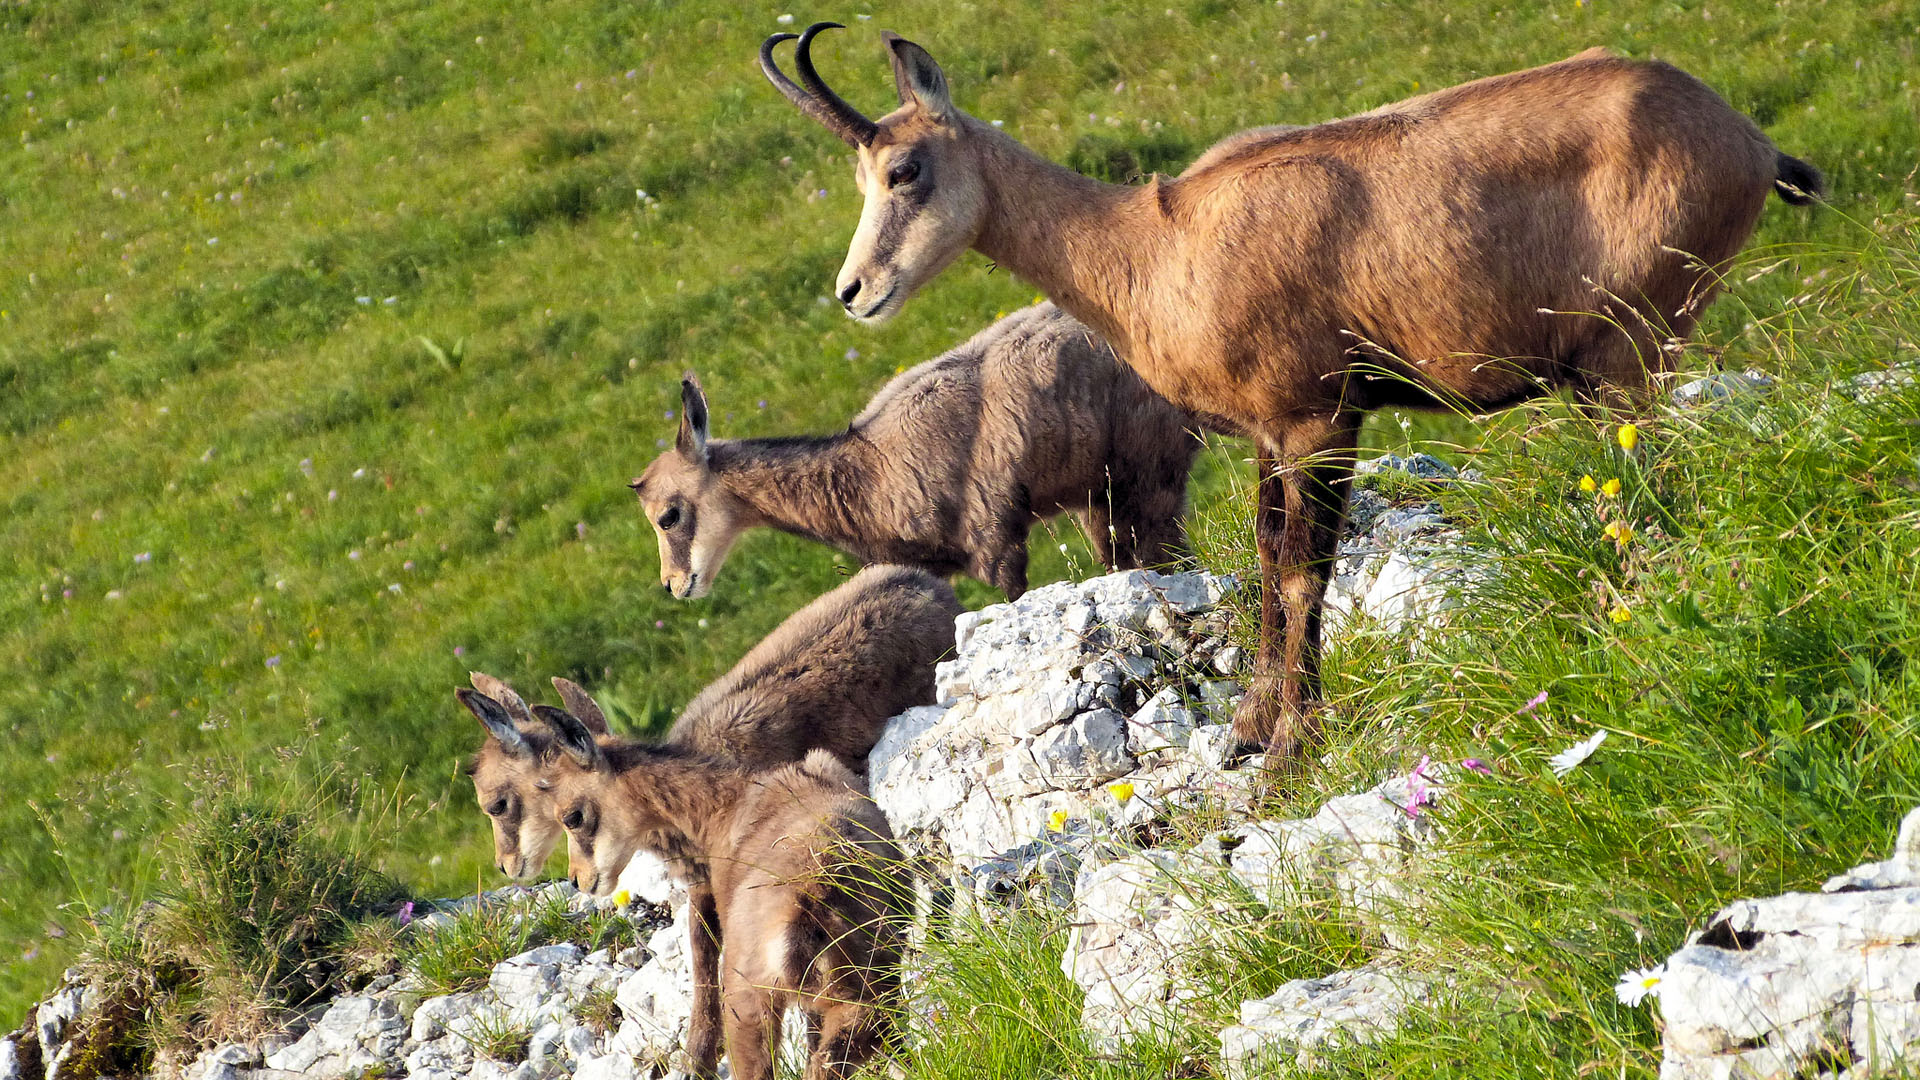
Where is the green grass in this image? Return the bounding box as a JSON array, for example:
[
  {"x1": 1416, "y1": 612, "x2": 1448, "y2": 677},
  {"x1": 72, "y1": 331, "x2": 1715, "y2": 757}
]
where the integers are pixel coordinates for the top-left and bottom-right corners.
[
  {"x1": 2, "y1": 0, "x2": 1915, "y2": 1034},
  {"x1": 403, "y1": 889, "x2": 652, "y2": 997}
]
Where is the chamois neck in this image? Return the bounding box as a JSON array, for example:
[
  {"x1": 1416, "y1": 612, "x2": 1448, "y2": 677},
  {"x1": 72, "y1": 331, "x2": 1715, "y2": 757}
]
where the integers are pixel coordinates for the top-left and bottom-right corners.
[
  {"x1": 969, "y1": 120, "x2": 1161, "y2": 354},
  {"x1": 709, "y1": 434, "x2": 878, "y2": 548},
  {"x1": 608, "y1": 752, "x2": 752, "y2": 856}
]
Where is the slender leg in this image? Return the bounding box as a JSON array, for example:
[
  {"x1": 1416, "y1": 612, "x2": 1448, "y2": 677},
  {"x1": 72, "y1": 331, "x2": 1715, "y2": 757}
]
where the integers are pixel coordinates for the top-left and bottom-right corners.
[
  {"x1": 1075, "y1": 502, "x2": 1117, "y2": 569},
  {"x1": 684, "y1": 881, "x2": 725, "y2": 1079},
  {"x1": 1233, "y1": 415, "x2": 1363, "y2": 762},
  {"x1": 1232, "y1": 447, "x2": 1289, "y2": 752},
  {"x1": 720, "y1": 967, "x2": 781, "y2": 1080}
]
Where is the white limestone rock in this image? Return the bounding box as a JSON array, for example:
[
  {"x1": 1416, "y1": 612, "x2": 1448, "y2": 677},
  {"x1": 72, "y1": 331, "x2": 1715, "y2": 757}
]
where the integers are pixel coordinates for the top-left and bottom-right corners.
[
  {"x1": 1062, "y1": 851, "x2": 1241, "y2": 1050},
  {"x1": 263, "y1": 995, "x2": 405, "y2": 1078},
  {"x1": 1219, "y1": 967, "x2": 1437, "y2": 1075},
  {"x1": 1670, "y1": 369, "x2": 1773, "y2": 407},
  {"x1": 1127, "y1": 687, "x2": 1199, "y2": 755},
  {"x1": 1032, "y1": 708, "x2": 1134, "y2": 787},
  {"x1": 182, "y1": 1042, "x2": 260, "y2": 1080},
  {"x1": 612, "y1": 906, "x2": 696, "y2": 1069},
  {"x1": 35, "y1": 985, "x2": 83, "y2": 1068},
  {"x1": 0, "y1": 1039, "x2": 19, "y2": 1080},
  {"x1": 1657, "y1": 805, "x2": 1920, "y2": 1079}
]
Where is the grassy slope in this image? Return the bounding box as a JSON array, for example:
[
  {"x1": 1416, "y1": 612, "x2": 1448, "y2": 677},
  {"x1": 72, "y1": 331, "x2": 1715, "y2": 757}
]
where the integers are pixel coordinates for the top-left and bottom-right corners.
[{"x1": 1, "y1": 0, "x2": 1913, "y2": 1025}]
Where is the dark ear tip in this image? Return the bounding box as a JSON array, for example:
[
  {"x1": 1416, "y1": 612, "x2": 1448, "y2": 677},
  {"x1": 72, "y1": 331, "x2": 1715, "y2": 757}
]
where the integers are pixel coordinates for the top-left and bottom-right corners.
[{"x1": 628, "y1": 477, "x2": 645, "y2": 492}]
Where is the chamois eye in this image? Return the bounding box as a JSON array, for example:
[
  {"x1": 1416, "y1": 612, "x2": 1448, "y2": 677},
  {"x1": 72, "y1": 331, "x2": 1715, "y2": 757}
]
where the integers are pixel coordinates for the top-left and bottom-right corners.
[
  {"x1": 887, "y1": 160, "x2": 920, "y2": 188},
  {"x1": 562, "y1": 809, "x2": 584, "y2": 831},
  {"x1": 485, "y1": 798, "x2": 507, "y2": 818},
  {"x1": 657, "y1": 506, "x2": 682, "y2": 531}
]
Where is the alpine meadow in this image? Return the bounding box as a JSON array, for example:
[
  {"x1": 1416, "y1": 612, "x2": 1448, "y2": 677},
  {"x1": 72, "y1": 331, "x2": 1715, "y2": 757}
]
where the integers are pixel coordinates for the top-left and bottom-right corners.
[{"x1": 4, "y1": 0, "x2": 1920, "y2": 1076}]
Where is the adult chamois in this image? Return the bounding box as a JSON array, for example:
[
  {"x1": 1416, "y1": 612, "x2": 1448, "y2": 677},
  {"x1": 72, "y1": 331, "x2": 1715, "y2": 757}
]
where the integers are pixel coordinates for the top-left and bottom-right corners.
[
  {"x1": 762, "y1": 24, "x2": 1824, "y2": 761},
  {"x1": 633, "y1": 303, "x2": 1197, "y2": 600},
  {"x1": 457, "y1": 564, "x2": 957, "y2": 1078},
  {"x1": 541, "y1": 710, "x2": 905, "y2": 1080}
]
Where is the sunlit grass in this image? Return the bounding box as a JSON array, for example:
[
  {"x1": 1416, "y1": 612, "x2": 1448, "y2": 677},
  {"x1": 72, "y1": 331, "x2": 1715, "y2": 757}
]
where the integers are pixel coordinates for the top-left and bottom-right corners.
[{"x1": 4, "y1": 0, "x2": 1915, "y2": 1020}]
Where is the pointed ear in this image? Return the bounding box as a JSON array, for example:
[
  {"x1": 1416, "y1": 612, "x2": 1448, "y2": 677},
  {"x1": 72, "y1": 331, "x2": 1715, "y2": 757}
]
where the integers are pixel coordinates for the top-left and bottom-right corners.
[
  {"x1": 457, "y1": 688, "x2": 532, "y2": 758},
  {"x1": 533, "y1": 704, "x2": 603, "y2": 769},
  {"x1": 883, "y1": 32, "x2": 952, "y2": 121},
  {"x1": 677, "y1": 372, "x2": 710, "y2": 465},
  {"x1": 551, "y1": 677, "x2": 610, "y2": 735},
  {"x1": 469, "y1": 671, "x2": 536, "y2": 726}
]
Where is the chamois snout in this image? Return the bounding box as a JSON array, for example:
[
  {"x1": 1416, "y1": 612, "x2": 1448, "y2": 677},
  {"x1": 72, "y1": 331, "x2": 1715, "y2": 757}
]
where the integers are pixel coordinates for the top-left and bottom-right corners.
[{"x1": 834, "y1": 267, "x2": 900, "y2": 323}]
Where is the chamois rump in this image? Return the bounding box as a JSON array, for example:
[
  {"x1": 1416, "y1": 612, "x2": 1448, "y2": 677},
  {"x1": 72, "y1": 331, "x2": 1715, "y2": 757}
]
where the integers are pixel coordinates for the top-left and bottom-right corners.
[
  {"x1": 458, "y1": 564, "x2": 957, "y2": 1079},
  {"x1": 631, "y1": 303, "x2": 1198, "y2": 601},
  {"x1": 762, "y1": 24, "x2": 1824, "y2": 761},
  {"x1": 541, "y1": 709, "x2": 904, "y2": 1080}
]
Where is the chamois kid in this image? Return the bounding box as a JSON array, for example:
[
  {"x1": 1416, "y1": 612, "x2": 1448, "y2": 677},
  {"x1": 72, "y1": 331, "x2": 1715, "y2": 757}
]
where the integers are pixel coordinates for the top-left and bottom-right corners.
[
  {"x1": 458, "y1": 564, "x2": 956, "y2": 1078},
  {"x1": 763, "y1": 24, "x2": 1824, "y2": 761},
  {"x1": 542, "y1": 708, "x2": 904, "y2": 1080},
  {"x1": 633, "y1": 303, "x2": 1198, "y2": 601}
]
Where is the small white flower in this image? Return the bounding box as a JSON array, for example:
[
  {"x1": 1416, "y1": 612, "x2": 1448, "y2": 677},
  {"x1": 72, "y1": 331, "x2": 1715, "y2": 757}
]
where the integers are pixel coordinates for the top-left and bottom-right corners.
[
  {"x1": 1549, "y1": 729, "x2": 1609, "y2": 777},
  {"x1": 1615, "y1": 963, "x2": 1664, "y2": 1006},
  {"x1": 775, "y1": 12, "x2": 794, "y2": 23}
]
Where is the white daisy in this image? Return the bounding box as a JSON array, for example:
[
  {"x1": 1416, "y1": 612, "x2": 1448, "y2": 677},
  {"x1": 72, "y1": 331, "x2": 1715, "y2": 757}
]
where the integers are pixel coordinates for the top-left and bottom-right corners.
[
  {"x1": 1615, "y1": 963, "x2": 1665, "y2": 1006},
  {"x1": 1548, "y1": 729, "x2": 1609, "y2": 777}
]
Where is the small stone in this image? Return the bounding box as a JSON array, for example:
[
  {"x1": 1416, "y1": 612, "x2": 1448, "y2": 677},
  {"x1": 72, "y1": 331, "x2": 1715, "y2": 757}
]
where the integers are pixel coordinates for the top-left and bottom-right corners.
[{"x1": 1212, "y1": 645, "x2": 1243, "y2": 675}]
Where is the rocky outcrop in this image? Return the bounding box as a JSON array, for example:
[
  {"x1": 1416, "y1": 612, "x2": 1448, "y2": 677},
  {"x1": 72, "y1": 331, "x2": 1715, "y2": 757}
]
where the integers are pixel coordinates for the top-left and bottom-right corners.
[{"x1": 1657, "y1": 808, "x2": 1920, "y2": 1080}]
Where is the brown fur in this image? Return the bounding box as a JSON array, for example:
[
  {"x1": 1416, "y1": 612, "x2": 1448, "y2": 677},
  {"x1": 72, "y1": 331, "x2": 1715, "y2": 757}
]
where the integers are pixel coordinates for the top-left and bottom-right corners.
[
  {"x1": 457, "y1": 564, "x2": 957, "y2": 1078},
  {"x1": 632, "y1": 304, "x2": 1199, "y2": 599},
  {"x1": 766, "y1": 30, "x2": 1823, "y2": 761},
  {"x1": 550, "y1": 726, "x2": 904, "y2": 1080}
]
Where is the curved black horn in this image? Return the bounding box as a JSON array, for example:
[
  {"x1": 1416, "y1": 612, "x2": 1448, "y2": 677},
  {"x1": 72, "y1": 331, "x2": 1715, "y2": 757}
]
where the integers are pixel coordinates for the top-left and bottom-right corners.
[{"x1": 759, "y1": 21, "x2": 877, "y2": 148}]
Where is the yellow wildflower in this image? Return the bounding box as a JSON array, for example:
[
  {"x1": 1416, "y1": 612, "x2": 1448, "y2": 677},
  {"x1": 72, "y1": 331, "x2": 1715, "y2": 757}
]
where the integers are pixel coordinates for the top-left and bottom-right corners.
[
  {"x1": 1579, "y1": 474, "x2": 1598, "y2": 493},
  {"x1": 1601, "y1": 477, "x2": 1622, "y2": 496},
  {"x1": 1609, "y1": 605, "x2": 1632, "y2": 624},
  {"x1": 1047, "y1": 809, "x2": 1069, "y2": 833},
  {"x1": 1616, "y1": 423, "x2": 1640, "y2": 451},
  {"x1": 612, "y1": 890, "x2": 632, "y2": 908},
  {"x1": 1107, "y1": 781, "x2": 1136, "y2": 805}
]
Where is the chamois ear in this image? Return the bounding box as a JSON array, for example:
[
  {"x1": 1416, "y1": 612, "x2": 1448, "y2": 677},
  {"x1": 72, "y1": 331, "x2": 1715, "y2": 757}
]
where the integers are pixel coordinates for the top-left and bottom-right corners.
[
  {"x1": 457, "y1": 688, "x2": 532, "y2": 758},
  {"x1": 883, "y1": 32, "x2": 952, "y2": 121},
  {"x1": 469, "y1": 671, "x2": 536, "y2": 726},
  {"x1": 532, "y1": 704, "x2": 603, "y2": 770},
  {"x1": 551, "y1": 677, "x2": 610, "y2": 735},
  {"x1": 677, "y1": 372, "x2": 710, "y2": 465}
]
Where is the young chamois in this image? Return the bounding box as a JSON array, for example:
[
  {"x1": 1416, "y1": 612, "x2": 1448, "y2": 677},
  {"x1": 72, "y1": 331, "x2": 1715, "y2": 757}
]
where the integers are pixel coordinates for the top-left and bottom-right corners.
[
  {"x1": 763, "y1": 24, "x2": 1824, "y2": 761},
  {"x1": 540, "y1": 709, "x2": 905, "y2": 1080},
  {"x1": 457, "y1": 564, "x2": 957, "y2": 1078},
  {"x1": 632, "y1": 303, "x2": 1198, "y2": 601}
]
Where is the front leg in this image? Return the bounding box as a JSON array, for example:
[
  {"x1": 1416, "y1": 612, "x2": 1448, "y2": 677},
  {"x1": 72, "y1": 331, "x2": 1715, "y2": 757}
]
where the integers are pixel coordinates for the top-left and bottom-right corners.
[
  {"x1": 684, "y1": 881, "x2": 725, "y2": 1079},
  {"x1": 1233, "y1": 415, "x2": 1362, "y2": 762},
  {"x1": 1232, "y1": 448, "x2": 1291, "y2": 753},
  {"x1": 721, "y1": 964, "x2": 782, "y2": 1080}
]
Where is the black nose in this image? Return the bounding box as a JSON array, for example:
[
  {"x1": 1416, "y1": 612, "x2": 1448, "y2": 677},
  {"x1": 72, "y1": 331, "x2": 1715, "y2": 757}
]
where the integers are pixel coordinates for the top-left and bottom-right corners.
[{"x1": 838, "y1": 280, "x2": 862, "y2": 308}]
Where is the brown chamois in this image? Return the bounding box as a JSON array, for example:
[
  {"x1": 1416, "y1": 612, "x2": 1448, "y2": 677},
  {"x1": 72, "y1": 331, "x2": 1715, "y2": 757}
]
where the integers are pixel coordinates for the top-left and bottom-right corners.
[
  {"x1": 631, "y1": 303, "x2": 1198, "y2": 601},
  {"x1": 540, "y1": 708, "x2": 904, "y2": 1080},
  {"x1": 763, "y1": 24, "x2": 1824, "y2": 761},
  {"x1": 457, "y1": 563, "x2": 957, "y2": 1078}
]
